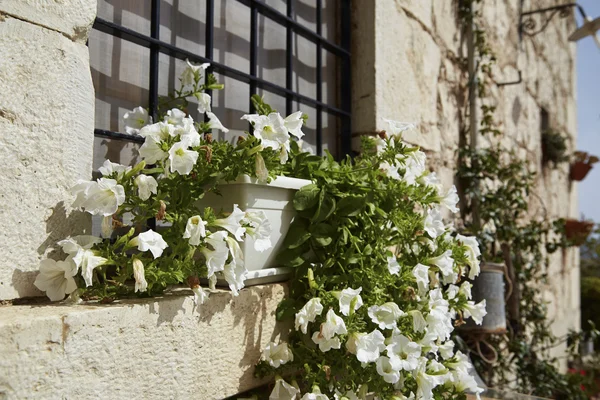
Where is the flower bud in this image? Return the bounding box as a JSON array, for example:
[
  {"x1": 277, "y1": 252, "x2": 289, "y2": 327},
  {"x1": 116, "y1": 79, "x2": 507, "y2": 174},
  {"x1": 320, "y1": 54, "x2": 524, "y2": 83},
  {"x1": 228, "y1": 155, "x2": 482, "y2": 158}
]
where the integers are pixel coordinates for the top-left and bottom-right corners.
[
  {"x1": 187, "y1": 275, "x2": 200, "y2": 289},
  {"x1": 132, "y1": 258, "x2": 148, "y2": 293},
  {"x1": 156, "y1": 200, "x2": 167, "y2": 220}
]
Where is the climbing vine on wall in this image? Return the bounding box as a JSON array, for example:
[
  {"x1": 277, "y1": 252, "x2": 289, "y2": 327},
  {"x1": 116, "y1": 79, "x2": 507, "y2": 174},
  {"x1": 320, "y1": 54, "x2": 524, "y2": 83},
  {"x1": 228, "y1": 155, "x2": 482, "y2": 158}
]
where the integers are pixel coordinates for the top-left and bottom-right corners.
[{"x1": 457, "y1": 1, "x2": 590, "y2": 398}]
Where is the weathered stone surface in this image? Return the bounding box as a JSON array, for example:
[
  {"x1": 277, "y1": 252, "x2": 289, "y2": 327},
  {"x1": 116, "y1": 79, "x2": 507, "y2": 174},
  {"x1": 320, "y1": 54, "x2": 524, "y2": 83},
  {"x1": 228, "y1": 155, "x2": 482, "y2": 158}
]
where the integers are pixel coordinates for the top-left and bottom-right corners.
[
  {"x1": 0, "y1": 284, "x2": 288, "y2": 399},
  {"x1": 0, "y1": 16, "x2": 94, "y2": 300},
  {"x1": 0, "y1": 0, "x2": 97, "y2": 43}
]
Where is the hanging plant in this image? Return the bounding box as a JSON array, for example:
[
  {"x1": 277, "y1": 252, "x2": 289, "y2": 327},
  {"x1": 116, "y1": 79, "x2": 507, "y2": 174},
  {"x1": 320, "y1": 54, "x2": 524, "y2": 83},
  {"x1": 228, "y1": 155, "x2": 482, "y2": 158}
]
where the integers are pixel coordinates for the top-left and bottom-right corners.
[
  {"x1": 542, "y1": 128, "x2": 570, "y2": 167},
  {"x1": 570, "y1": 151, "x2": 599, "y2": 181},
  {"x1": 564, "y1": 218, "x2": 595, "y2": 246}
]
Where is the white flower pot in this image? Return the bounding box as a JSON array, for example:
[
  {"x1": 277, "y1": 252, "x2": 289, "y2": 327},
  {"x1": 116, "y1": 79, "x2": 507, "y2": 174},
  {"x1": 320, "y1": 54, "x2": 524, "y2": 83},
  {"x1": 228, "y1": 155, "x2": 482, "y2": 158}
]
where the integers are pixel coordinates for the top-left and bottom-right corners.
[{"x1": 199, "y1": 175, "x2": 311, "y2": 285}]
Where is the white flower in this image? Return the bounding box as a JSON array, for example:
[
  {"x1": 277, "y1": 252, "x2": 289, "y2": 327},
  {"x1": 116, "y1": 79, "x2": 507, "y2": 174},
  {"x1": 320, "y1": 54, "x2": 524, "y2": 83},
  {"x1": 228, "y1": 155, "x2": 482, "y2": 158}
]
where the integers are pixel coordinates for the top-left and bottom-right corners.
[
  {"x1": 168, "y1": 142, "x2": 199, "y2": 175},
  {"x1": 242, "y1": 113, "x2": 289, "y2": 150},
  {"x1": 426, "y1": 289, "x2": 454, "y2": 341},
  {"x1": 269, "y1": 378, "x2": 300, "y2": 400},
  {"x1": 300, "y1": 387, "x2": 329, "y2": 400},
  {"x1": 463, "y1": 300, "x2": 487, "y2": 325},
  {"x1": 438, "y1": 340, "x2": 455, "y2": 360},
  {"x1": 312, "y1": 331, "x2": 342, "y2": 352},
  {"x1": 424, "y1": 207, "x2": 445, "y2": 239},
  {"x1": 192, "y1": 285, "x2": 209, "y2": 305},
  {"x1": 101, "y1": 215, "x2": 113, "y2": 238},
  {"x1": 321, "y1": 309, "x2": 347, "y2": 339},
  {"x1": 139, "y1": 136, "x2": 168, "y2": 164},
  {"x1": 452, "y1": 367, "x2": 484, "y2": 395},
  {"x1": 412, "y1": 263, "x2": 430, "y2": 295},
  {"x1": 403, "y1": 150, "x2": 426, "y2": 185},
  {"x1": 459, "y1": 281, "x2": 473, "y2": 300},
  {"x1": 428, "y1": 250, "x2": 454, "y2": 277},
  {"x1": 71, "y1": 178, "x2": 126, "y2": 217},
  {"x1": 174, "y1": 117, "x2": 201, "y2": 147},
  {"x1": 196, "y1": 92, "x2": 212, "y2": 114},
  {"x1": 456, "y1": 234, "x2": 481, "y2": 279},
  {"x1": 123, "y1": 106, "x2": 151, "y2": 135},
  {"x1": 368, "y1": 302, "x2": 405, "y2": 330},
  {"x1": 387, "y1": 255, "x2": 400, "y2": 275},
  {"x1": 244, "y1": 210, "x2": 272, "y2": 252},
  {"x1": 134, "y1": 174, "x2": 158, "y2": 201},
  {"x1": 408, "y1": 310, "x2": 427, "y2": 333},
  {"x1": 200, "y1": 231, "x2": 229, "y2": 278},
  {"x1": 183, "y1": 215, "x2": 208, "y2": 246},
  {"x1": 255, "y1": 153, "x2": 269, "y2": 183},
  {"x1": 261, "y1": 342, "x2": 294, "y2": 368},
  {"x1": 207, "y1": 111, "x2": 229, "y2": 132},
  {"x1": 223, "y1": 236, "x2": 247, "y2": 296},
  {"x1": 440, "y1": 185, "x2": 459, "y2": 213},
  {"x1": 415, "y1": 359, "x2": 452, "y2": 400},
  {"x1": 139, "y1": 121, "x2": 175, "y2": 141},
  {"x1": 180, "y1": 59, "x2": 209, "y2": 86},
  {"x1": 295, "y1": 298, "x2": 324, "y2": 334},
  {"x1": 376, "y1": 356, "x2": 402, "y2": 384},
  {"x1": 284, "y1": 111, "x2": 305, "y2": 139},
  {"x1": 133, "y1": 230, "x2": 168, "y2": 259},
  {"x1": 34, "y1": 259, "x2": 78, "y2": 301},
  {"x1": 213, "y1": 204, "x2": 246, "y2": 241},
  {"x1": 58, "y1": 235, "x2": 107, "y2": 287},
  {"x1": 132, "y1": 258, "x2": 148, "y2": 293},
  {"x1": 386, "y1": 332, "x2": 421, "y2": 371},
  {"x1": 383, "y1": 119, "x2": 416, "y2": 136},
  {"x1": 380, "y1": 161, "x2": 401, "y2": 180},
  {"x1": 421, "y1": 172, "x2": 442, "y2": 190},
  {"x1": 446, "y1": 284, "x2": 459, "y2": 300},
  {"x1": 356, "y1": 329, "x2": 386, "y2": 363},
  {"x1": 345, "y1": 332, "x2": 364, "y2": 355},
  {"x1": 99, "y1": 160, "x2": 132, "y2": 179},
  {"x1": 334, "y1": 287, "x2": 363, "y2": 316},
  {"x1": 279, "y1": 142, "x2": 291, "y2": 164}
]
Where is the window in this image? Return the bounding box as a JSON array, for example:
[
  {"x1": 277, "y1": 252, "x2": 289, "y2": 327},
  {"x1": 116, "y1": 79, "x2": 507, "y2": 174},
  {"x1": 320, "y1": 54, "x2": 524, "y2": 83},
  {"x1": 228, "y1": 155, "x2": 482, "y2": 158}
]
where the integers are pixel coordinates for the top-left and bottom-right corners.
[{"x1": 89, "y1": 0, "x2": 352, "y2": 175}]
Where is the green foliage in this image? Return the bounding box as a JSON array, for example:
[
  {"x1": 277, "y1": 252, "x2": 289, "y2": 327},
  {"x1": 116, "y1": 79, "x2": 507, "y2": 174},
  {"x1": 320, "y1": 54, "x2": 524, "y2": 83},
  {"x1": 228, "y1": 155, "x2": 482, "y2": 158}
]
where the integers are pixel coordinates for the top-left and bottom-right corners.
[{"x1": 542, "y1": 129, "x2": 570, "y2": 167}]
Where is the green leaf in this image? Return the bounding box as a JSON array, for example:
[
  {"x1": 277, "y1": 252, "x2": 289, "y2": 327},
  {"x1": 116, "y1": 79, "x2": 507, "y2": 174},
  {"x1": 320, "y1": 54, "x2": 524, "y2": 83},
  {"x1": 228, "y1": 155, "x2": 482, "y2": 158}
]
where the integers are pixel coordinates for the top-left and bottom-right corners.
[
  {"x1": 281, "y1": 218, "x2": 311, "y2": 249},
  {"x1": 312, "y1": 193, "x2": 336, "y2": 223},
  {"x1": 310, "y1": 223, "x2": 336, "y2": 247},
  {"x1": 336, "y1": 195, "x2": 366, "y2": 217},
  {"x1": 275, "y1": 298, "x2": 297, "y2": 321},
  {"x1": 293, "y1": 184, "x2": 321, "y2": 211}
]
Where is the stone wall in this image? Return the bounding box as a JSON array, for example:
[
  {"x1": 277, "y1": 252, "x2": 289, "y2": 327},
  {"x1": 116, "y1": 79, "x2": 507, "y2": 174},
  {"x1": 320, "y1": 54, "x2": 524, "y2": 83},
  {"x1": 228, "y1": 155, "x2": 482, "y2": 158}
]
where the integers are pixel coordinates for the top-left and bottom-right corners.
[{"x1": 351, "y1": 0, "x2": 579, "y2": 371}]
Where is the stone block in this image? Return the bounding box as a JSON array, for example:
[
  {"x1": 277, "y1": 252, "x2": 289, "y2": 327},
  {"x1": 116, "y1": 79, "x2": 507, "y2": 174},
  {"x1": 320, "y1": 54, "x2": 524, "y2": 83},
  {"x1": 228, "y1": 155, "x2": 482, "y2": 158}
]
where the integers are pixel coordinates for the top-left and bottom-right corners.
[
  {"x1": 0, "y1": 16, "x2": 94, "y2": 300},
  {"x1": 0, "y1": 284, "x2": 289, "y2": 399}
]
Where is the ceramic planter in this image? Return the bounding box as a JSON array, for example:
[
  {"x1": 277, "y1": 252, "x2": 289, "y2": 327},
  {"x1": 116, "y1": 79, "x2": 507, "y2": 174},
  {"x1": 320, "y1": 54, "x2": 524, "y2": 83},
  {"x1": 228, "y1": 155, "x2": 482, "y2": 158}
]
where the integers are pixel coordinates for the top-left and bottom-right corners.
[
  {"x1": 199, "y1": 175, "x2": 311, "y2": 285},
  {"x1": 461, "y1": 262, "x2": 507, "y2": 334},
  {"x1": 570, "y1": 161, "x2": 593, "y2": 181},
  {"x1": 564, "y1": 219, "x2": 594, "y2": 246}
]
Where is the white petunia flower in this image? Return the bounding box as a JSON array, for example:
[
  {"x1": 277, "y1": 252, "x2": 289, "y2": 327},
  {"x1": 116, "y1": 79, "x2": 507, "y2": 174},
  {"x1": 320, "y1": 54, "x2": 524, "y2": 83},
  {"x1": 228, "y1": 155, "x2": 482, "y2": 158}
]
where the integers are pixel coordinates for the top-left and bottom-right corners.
[
  {"x1": 183, "y1": 215, "x2": 208, "y2": 246},
  {"x1": 426, "y1": 289, "x2": 454, "y2": 341},
  {"x1": 312, "y1": 331, "x2": 342, "y2": 352},
  {"x1": 376, "y1": 356, "x2": 402, "y2": 384},
  {"x1": 440, "y1": 185, "x2": 459, "y2": 213},
  {"x1": 99, "y1": 160, "x2": 132, "y2": 179},
  {"x1": 463, "y1": 300, "x2": 487, "y2": 325},
  {"x1": 408, "y1": 310, "x2": 427, "y2": 333},
  {"x1": 295, "y1": 298, "x2": 324, "y2": 334},
  {"x1": 424, "y1": 207, "x2": 445, "y2": 239},
  {"x1": 207, "y1": 111, "x2": 229, "y2": 132},
  {"x1": 446, "y1": 284, "x2": 459, "y2": 300},
  {"x1": 421, "y1": 171, "x2": 442, "y2": 190},
  {"x1": 243, "y1": 210, "x2": 272, "y2": 252},
  {"x1": 255, "y1": 153, "x2": 269, "y2": 183},
  {"x1": 452, "y1": 367, "x2": 484, "y2": 395},
  {"x1": 380, "y1": 161, "x2": 401, "y2": 180},
  {"x1": 192, "y1": 284, "x2": 209, "y2": 306},
  {"x1": 428, "y1": 250, "x2": 454, "y2": 278},
  {"x1": 334, "y1": 287, "x2": 363, "y2": 316},
  {"x1": 200, "y1": 230, "x2": 229, "y2": 278},
  {"x1": 134, "y1": 174, "x2": 158, "y2": 201},
  {"x1": 345, "y1": 332, "x2": 364, "y2": 355},
  {"x1": 180, "y1": 59, "x2": 210, "y2": 86},
  {"x1": 270, "y1": 378, "x2": 300, "y2": 400},
  {"x1": 456, "y1": 234, "x2": 481, "y2": 279},
  {"x1": 459, "y1": 281, "x2": 473, "y2": 300},
  {"x1": 384, "y1": 119, "x2": 416, "y2": 136},
  {"x1": 168, "y1": 142, "x2": 199, "y2": 175},
  {"x1": 284, "y1": 111, "x2": 305, "y2": 139},
  {"x1": 34, "y1": 258, "x2": 78, "y2": 301},
  {"x1": 261, "y1": 342, "x2": 294, "y2": 368},
  {"x1": 300, "y1": 387, "x2": 329, "y2": 400},
  {"x1": 438, "y1": 340, "x2": 455, "y2": 360},
  {"x1": 138, "y1": 136, "x2": 168, "y2": 164},
  {"x1": 123, "y1": 106, "x2": 152, "y2": 135},
  {"x1": 321, "y1": 309, "x2": 347, "y2": 339},
  {"x1": 139, "y1": 121, "x2": 175, "y2": 141},
  {"x1": 223, "y1": 236, "x2": 247, "y2": 296},
  {"x1": 403, "y1": 150, "x2": 426, "y2": 185},
  {"x1": 132, "y1": 258, "x2": 148, "y2": 293},
  {"x1": 415, "y1": 359, "x2": 452, "y2": 400},
  {"x1": 386, "y1": 332, "x2": 421, "y2": 371},
  {"x1": 241, "y1": 113, "x2": 290, "y2": 150},
  {"x1": 58, "y1": 235, "x2": 107, "y2": 287},
  {"x1": 279, "y1": 142, "x2": 291, "y2": 165},
  {"x1": 196, "y1": 92, "x2": 212, "y2": 114},
  {"x1": 174, "y1": 116, "x2": 201, "y2": 147},
  {"x1": 412, "y1": 263, "x2": 430, "y2": 295},
  {"x1": 213, "y1": 204, "x2": 246, "y2": 241},
  {"x1": 71, "y1": 178, "x2": 126, "y2": 217},
  {"x1": 387, "y1": 255, "x2": 400, "y2": 275},
  {"x1": 368, "y1": 302, "x2": 405, "y2": 330},
  {"x1": 132, "y1": 230, "x2": 168, "y2": 259},
  {"x1": 355, "y1": 329, "x2": 386, "y2": 363}
]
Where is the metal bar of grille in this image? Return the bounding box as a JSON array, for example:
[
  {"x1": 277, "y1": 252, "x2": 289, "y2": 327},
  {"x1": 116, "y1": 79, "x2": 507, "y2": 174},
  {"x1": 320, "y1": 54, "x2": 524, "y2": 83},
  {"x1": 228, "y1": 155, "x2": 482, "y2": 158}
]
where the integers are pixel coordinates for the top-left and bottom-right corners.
[
  {"x1": 93, "y1": 18, "x2": 351, "y2": 119},
  {"x1": 149, "y1": 0, "x2": 160, "y2": 121},
  {"x1": 205, "y1": 0, "x2": 215, "y2": 103},
  {"x1": 285, "y1": 0, "x2": 293, "y2": 116},
  {"x1": 94, "y1": 129, "x2": 144, "y2": 143},
  {"x1": 316, "y1": 0, "x2": 323, "y2": 156},
  {"x1": 340, "y1": 0, "x2": 352, "y2": 158},
  {"x1": 234, "y1": 0, "x2": 349, "y2": 57},
  {"x1": 249, "y1": 1, "x2": 258, "y2": 113}
]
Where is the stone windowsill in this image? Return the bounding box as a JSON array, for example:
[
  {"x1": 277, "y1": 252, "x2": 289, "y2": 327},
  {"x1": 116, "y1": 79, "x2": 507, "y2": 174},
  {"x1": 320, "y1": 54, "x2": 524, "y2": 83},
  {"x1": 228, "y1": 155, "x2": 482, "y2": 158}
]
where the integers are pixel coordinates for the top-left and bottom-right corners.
[{"x1": 0, "y1": 283, "x2": 288, "y2": 399}]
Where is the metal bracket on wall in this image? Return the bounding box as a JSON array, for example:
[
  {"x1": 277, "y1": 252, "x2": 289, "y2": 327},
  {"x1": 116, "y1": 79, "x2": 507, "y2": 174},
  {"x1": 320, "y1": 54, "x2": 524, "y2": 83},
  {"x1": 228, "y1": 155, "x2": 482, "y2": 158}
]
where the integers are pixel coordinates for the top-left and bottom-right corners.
[
  {"x1": 497, "y1": 70, "x2": 522, "y2": 87},
  {"x1": 519, "y1": 2, "x2": 587, "y2": 40}
]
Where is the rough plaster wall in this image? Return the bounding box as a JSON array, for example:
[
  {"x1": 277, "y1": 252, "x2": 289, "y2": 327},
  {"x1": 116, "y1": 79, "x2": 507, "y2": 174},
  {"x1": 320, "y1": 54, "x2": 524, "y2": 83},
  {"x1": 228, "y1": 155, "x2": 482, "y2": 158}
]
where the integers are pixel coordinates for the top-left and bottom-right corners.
[
  {"x1": 0, "y1": 2, "x2": 97, "y2": 300},
  {"x1": 352, "y1": 0, "x2": 579, "y2": 372},
  {"x1": 0, "y1": 285, "x2": 288, "y2": 399}
]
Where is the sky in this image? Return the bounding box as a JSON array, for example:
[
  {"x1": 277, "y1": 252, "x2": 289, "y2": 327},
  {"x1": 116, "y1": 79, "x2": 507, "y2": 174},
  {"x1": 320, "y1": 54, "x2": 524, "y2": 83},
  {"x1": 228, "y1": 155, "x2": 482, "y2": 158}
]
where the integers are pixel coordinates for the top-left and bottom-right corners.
[{"x1": 575, "y1": 0, "x2": 600, "y2": 222}]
